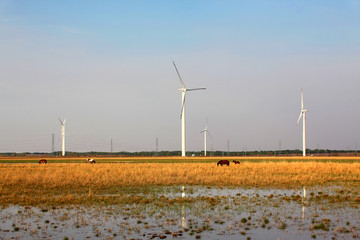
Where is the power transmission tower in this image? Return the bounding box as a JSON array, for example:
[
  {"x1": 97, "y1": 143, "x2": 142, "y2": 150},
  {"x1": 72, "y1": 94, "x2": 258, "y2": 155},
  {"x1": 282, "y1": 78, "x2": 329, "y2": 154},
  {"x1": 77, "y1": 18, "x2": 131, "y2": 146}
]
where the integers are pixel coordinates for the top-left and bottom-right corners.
[
  {"x1": 279, "y1": 139, "x2": 281, "y2": 151},
  {"x1": 227, "y1": 140, "x2": 230, "y2": 155},
  {"x1": 156, "y1": 137, "x2": 159, "y2": 156},
  {"x1": 51, "y1": 134, "x2": 55, "y2": 154},
  {"x1": 356, "y1": 142, "x2": 358, "y2": 156},
  {"x1": 278, "y1": 139, "x2": 281, "y2": 156}
]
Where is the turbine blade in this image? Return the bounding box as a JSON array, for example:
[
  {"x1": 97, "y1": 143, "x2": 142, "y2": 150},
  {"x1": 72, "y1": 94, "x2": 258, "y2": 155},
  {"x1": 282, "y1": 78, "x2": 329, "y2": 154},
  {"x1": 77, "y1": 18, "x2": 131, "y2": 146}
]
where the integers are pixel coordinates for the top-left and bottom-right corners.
[
  {"x1": 187, "y1": 88, "x2": 206, "y2": 91},
  {"x1": 301, "y1": 89, "x2": 304, "y2": 110},
  {"x1": 180, "y1": 93, "x2": 186, "y2": 119},
  {"x1": 208, "y1": 131, "x2": 213, "y2": 139},
  {"x1": 297, "y1": 112, "x2": 303, "y2": 124},
  {"x1": 173, "y1": 61, "x2": 186, "y2": 88},
  {"x1": 58, "y1": 118, "x2": 63, "y2": 125},
  {"x1": 63, "y1": 118, "x2": 67, "y2": 125}
]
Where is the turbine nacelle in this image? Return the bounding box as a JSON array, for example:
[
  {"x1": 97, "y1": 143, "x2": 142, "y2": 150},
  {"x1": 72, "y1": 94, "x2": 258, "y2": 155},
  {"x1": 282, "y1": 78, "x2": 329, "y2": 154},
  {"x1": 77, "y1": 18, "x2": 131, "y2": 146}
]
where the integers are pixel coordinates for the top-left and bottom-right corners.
[
  {"x1": 201, "y1": 121, "x2": 212, "y2": 138},
  {"x1": 59, "y1": 118, "x2": 67, "y2": 126},
  {"x1": 201, "y1": 124, "x2": 208, "y2": 133}
]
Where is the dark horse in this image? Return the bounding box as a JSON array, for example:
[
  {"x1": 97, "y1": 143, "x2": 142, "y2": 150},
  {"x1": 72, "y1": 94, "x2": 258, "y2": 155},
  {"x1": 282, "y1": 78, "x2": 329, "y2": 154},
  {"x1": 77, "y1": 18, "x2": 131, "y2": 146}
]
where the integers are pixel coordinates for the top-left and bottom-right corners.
[
  {"x1": 233, "y1": 160, "x2": 240, "y2": 164},
  {"x1": 217, "y1": 160, "x2": 230, "y2": 166},
  {"x1": 39, "y1": 159, "x2": 47, "y2": 164}
]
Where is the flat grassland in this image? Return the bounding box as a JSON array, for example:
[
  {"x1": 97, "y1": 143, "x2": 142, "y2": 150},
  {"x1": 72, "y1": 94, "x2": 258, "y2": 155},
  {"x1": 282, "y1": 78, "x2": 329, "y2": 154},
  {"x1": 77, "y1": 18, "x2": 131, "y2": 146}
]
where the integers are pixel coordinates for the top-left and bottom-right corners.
[{"x1": 1, "y1": 156, "x2": 360, "y2": 206}]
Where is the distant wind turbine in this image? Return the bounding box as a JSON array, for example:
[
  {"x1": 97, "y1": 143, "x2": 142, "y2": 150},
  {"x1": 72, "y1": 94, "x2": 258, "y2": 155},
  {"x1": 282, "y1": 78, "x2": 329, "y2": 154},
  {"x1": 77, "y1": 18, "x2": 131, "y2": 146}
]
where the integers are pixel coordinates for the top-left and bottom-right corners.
[
  {"x1": 173, "y1": 61, "x2": 206, "y2": 157},
  {"x1": 200, "y1": 119, "x2": 212, "y2": 156},
  {"x1": 297, "y1": 89, "x2": 308, "y2": 157},
  {"x1": 59, "y1": 118, "x2": 67, "y2": 156}
]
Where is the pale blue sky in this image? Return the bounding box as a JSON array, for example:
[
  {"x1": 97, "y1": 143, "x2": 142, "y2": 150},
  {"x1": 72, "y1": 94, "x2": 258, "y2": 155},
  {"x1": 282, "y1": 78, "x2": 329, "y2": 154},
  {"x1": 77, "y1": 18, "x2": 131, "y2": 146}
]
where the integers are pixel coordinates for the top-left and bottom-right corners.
[{"x1": 1, "y1": 1, "x2": 359, "y2": 152}]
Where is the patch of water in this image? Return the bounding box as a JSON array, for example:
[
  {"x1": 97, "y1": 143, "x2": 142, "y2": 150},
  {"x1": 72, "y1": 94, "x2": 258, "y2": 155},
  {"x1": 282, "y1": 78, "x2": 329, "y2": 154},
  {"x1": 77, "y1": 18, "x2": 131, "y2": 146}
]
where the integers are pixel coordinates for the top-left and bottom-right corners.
[
  {"x1": 103, "y1": 186, "x2": 303, "y2": 199},
  {"x1": 1, "y1": 186, "x2": 359, "y2": 239}
]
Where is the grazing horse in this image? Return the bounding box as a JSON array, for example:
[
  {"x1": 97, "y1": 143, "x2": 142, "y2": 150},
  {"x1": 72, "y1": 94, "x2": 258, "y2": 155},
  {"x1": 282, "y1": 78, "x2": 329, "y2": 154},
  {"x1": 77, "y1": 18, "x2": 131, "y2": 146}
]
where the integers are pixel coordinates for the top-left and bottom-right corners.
[
  {"x1": 86, "y1": 158, "x2": 96, "y2": 164},
  {"x1": 217, "y1": 160, "x2": 230, "y2": 166},
  {"x1": 233, "y1": 160, "x2": 240, "y2": 164},
  {"x1": 39, "y1": 159, "x2": 47, "y2": 164}
]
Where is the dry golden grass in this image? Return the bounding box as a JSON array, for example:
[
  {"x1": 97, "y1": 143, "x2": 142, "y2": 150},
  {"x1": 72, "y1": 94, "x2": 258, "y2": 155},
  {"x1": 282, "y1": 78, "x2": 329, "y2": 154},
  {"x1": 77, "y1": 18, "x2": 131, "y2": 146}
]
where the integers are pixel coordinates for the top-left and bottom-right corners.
[
  {"x1": 1, "y1": 162, "x2": 360, "y2": 187},
  {"x1": 1, "y1": 162, "x2": 359, "y2": 205}
]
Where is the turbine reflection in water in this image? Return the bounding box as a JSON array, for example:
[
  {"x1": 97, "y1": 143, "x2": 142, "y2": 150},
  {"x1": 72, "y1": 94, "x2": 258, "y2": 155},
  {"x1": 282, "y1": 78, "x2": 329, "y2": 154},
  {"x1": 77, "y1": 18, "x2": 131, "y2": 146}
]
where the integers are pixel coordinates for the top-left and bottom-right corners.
[
  {"x1": 181, "y1": 204, "x2": 187, "y2": 228},
  {"x1": 181, "y1": 186, "x2": 187, "y2": 228},
  {"x1": 302, "y1": 186, "x2": 306, "y2": 223}
]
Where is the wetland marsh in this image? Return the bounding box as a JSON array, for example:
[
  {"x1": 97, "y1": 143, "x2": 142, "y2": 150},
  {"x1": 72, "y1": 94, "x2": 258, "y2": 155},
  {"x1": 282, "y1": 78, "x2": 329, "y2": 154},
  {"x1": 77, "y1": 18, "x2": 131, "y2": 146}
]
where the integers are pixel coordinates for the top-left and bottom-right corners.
[{"x1": 1, "y1": 159, "x2": 360, "y2": 239}]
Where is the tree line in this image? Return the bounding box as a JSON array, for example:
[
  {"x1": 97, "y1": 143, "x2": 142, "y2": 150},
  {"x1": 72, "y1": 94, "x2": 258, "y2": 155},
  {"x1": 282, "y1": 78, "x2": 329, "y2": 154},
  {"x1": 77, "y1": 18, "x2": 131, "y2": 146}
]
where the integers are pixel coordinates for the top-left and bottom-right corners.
[{"x1": 0, "y1": 149, "x2": 359, "y2": 157}]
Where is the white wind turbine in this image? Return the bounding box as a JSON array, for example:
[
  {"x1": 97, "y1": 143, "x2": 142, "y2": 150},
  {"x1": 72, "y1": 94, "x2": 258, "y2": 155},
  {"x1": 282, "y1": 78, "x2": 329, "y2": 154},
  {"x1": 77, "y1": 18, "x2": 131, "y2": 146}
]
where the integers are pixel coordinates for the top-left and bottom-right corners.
[
  {"x1": 200, "y1": 119, "x2": 212, "y2": 156},
  {"x1": 297, "y1": 89, "x2": 308, "y2": 157},
  {"x1": 173, "y1": 61, "x2": 206, "y2": 157},
  {"x1": 59, "y1": 118, "x2": 67, "y2": 156}
]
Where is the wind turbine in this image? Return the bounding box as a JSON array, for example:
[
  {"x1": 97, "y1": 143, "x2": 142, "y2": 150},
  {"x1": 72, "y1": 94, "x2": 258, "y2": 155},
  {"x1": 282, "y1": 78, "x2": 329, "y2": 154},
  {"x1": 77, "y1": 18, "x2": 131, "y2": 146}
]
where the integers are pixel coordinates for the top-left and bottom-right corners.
[
  {"x1": 59, "y1": 118, "x2": 67, "y2": 156},
  {"x1": 297, "y1": 89, "x2": 308, "y2": 157},
  {"x1": 173, "y1": 61, "x2": 206, "y2": 157},
  {"x1": 200, "y1": 119, "x2": 212, "y2": 156}
]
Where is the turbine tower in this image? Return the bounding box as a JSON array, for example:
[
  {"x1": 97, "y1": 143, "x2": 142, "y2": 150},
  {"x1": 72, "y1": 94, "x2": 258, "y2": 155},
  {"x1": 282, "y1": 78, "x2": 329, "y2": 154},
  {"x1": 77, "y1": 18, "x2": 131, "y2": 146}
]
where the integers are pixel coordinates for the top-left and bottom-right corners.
[
  {"x1": 59, "y1": 118, "x2": 67, "y2": 156},
  {"x1": 200, "y1": 120, "x2": 212, "y2": 156},
  {"x1": 173, "y1": 61, "x2": 206, "y2": 157},
  {"x1": 297, "y1": 89, "x2": 308, "y2": 156}
]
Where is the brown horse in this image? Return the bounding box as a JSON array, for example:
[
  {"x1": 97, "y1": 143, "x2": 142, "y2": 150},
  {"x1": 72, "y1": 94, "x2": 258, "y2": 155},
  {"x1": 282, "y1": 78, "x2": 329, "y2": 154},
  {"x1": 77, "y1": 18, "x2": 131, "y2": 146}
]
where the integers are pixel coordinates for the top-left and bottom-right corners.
[
  {"x1": 217, "y1": 160, "x2": 230, "y2": 166},
  {"x1": 39, "y1": 159, "x2": 47, "y2": 164},
  {"x1": 233, "y1": 160, "x2": 240, "y2": 164}
]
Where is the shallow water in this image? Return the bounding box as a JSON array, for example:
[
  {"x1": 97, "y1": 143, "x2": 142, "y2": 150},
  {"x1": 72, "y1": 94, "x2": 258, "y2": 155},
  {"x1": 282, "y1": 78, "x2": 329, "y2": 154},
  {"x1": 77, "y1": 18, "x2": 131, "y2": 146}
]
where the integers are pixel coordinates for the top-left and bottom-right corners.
[{"x1": 1, "y1": 186, "x2": 359, "y2": 239}]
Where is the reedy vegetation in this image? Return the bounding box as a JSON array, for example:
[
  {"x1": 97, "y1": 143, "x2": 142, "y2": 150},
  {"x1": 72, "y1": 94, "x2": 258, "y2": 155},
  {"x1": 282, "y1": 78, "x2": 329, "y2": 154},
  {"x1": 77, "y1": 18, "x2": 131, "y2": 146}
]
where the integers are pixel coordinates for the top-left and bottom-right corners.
[{"x1": 1, "y1": 162, "x2": 359, "y2": 205}]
